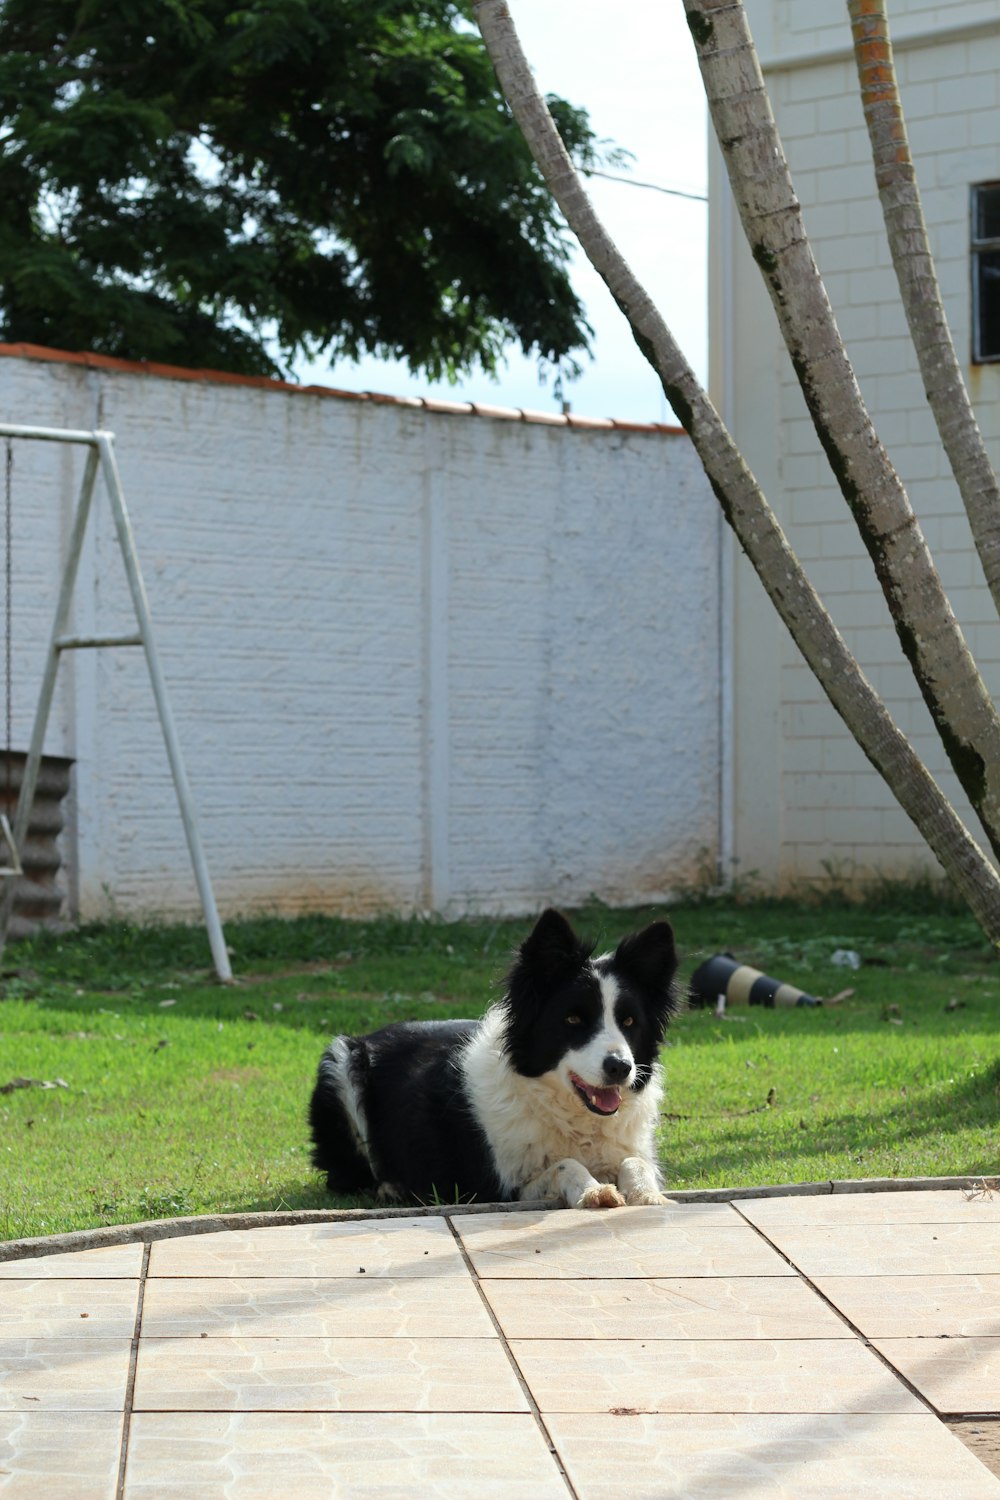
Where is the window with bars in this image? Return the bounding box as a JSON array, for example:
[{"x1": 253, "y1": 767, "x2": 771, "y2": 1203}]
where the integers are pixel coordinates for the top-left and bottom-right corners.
[{"x1": 972, "y1": 183, "x2": 1000, "y2": 362}]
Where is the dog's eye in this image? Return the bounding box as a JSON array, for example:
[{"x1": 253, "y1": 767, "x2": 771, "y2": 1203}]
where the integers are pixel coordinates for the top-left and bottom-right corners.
[
  {"x1": 621, "y1": 1016, "x2": 635, "y2": 1028},
  {"x1": 565, "y1": 1013, "x2": 583, "y2": 1025}
]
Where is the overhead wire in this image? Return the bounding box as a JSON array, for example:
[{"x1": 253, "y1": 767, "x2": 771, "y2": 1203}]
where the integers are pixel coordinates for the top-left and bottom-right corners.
[{"x1": 586, "y1": 168, "x2": 707, "y2": 202}]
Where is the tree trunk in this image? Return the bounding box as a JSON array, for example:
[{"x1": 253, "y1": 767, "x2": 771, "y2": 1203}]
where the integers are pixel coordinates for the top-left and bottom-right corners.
[
  {"x1": 848, "y1": 0, "x2": 1000, "y2": 615},
  {"x1": 471, "y1": 0, "x2": 1000, "y2": 949},
  {"x1": 683, "y1": 0, "x2": 1000, "y2": 863}
]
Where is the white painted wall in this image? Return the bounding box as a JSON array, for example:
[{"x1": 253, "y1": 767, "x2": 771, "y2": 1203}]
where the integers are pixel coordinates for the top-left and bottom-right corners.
[
  {"x1": 712, "y1": 0, "x2": 1000, "y2": 892},
  {"x1": 0, "y1": 347, "x2": 721, "y2": 921}
]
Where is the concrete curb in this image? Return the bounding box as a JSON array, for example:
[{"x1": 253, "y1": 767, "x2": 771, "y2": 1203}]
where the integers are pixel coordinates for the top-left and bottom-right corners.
[{"x1": 1, "y1": 1174, "x2": 988, "y2": 1263}]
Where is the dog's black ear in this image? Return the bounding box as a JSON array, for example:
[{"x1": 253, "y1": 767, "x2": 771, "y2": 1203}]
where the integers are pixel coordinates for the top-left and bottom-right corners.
[
  {"x1": 501, "y1": 911, "x2": 594, "y2": 1068},
  {"x1": 517, "y1": 908, "x2": 594, "y2": 985},
  {"x1": 614, "y1": 920, "x2": 678, "y2": 1009}
]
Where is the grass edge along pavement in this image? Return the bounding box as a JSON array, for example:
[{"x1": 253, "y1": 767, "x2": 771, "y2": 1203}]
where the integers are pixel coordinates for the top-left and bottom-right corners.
[
  {"x1": 1, "y1": 1172, "x2": 992, "y2": 1264},
  {"x1": 1, "y1": 891, "x2": 999, "y2": 1241}
]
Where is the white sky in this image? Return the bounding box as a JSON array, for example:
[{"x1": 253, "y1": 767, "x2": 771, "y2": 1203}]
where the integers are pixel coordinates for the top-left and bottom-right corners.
[{"x1": 296, "y1": 1, "x2": 708, "y2": 423}]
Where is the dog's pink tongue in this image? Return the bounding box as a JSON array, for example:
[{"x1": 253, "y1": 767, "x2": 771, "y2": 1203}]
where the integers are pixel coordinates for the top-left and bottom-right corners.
[{"x1": 593, "y1": 1086, "x2": 621, "y2": 1114}]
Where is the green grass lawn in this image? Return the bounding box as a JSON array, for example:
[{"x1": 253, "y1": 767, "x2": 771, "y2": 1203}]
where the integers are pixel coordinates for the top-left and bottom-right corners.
[{"x1": 1, "y1": 895, "x2": 998, "y2": 1241}]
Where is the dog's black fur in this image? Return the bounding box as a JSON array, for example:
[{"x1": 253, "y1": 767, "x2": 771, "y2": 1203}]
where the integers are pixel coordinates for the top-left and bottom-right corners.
[{"x1": 309, "y1": 1017, "x2": 505, "y2": 1202}]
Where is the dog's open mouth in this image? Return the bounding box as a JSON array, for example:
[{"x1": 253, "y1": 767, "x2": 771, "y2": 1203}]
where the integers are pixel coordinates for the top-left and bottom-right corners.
[{"x1": 569, "y1": 1071, "x2": 622, "y2": 1116}]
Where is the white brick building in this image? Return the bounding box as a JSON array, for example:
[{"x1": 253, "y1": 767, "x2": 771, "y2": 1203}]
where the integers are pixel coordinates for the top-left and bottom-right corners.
[
  {"x1": 710, "y1": 0, "x2": 1000, "y2": 891},
  {"x1": 0, "y1": 343, "x2": 721, "y2": 924}
]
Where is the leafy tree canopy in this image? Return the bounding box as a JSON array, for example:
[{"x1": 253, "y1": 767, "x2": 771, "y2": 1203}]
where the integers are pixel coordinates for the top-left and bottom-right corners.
[{"x1": 0, "y1": 0, "x2": 606, "y2": 381}]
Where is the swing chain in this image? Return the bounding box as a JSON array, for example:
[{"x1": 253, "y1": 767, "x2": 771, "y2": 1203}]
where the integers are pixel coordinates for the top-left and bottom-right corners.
[
  {"x1": 4, "y1": 438, "x2": 11, "y2": 782},
  {"x1": 1, "y1": 441, "x2": 19, "y2": 880}
]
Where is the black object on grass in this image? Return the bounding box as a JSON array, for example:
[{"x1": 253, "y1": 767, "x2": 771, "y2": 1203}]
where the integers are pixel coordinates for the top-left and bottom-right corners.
[{"x1": 688, "y1": 953, "x2": 820, "y2": 1010}]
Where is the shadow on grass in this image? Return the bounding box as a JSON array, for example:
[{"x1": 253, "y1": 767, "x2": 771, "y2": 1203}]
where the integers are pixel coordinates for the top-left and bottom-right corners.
[
  {"x1": 675, "y1": 990, "x2": 1000, "y2": 1042},
  {"x1": 11, "y1": 911, "x2": 528, "y2": 989},
  {"x1": 15, "y1": 898, "x2": 989, "y2": 985},
  {"x1": 15, "y1": 962, "x2": 1000, "y2": 1046},
  {"x1": 229, "y1": 1181, "x2": 373, "y2": 1214},
  {"x1": 664, "y1": 1059, "x2": 1000, "y2": 1185}
]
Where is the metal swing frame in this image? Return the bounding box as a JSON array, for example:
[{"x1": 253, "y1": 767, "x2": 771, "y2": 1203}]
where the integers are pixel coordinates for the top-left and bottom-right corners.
[
  {"x1": 0, "y1": 813, "x2": 22, "y2": 877},
  {"x1": 0, "y1": 422, "x2": 232, "y2": 983}
]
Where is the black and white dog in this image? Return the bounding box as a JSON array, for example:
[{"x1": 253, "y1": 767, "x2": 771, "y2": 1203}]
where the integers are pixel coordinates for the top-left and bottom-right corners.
[{"x1": 308, "y1": 907, "x2": 678, "y2": 1209}]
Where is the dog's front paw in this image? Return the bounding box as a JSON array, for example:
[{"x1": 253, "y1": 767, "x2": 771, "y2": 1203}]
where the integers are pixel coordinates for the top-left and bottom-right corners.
[
  {"x1": 624, "y1": 1190, "x2": 676, "y2": 1206},
  {"x1": 577, "y1": 1182, "x2": 626, "y2": 1210}
]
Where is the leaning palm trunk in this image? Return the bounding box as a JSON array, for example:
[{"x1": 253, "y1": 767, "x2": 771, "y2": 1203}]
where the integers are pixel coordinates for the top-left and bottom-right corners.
[
  {"x1": 683, "y1": 0, "x2": 1000, "y2": 862},
  {"x1": 848, "y1": 0, "x2": 1000, "y2": 615},
  {"x1": 471, "y1": 0, "x2": 1000, "y2": 947}
]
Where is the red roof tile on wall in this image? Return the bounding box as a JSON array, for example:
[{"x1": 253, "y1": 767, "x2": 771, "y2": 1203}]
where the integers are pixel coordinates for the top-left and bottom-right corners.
[{"x1": 0, "y1": 342, "x2": 686, "y2": 436}]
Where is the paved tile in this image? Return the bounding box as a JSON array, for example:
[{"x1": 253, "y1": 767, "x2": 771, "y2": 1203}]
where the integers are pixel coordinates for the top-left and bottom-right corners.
[
  {"x1": 7, "y1": 1198, "x2": 1000, "y2": 1495},
  {"x1": 141, "y1": 1275, "x2": 494, "y2": 1338},
  {"x1": 132, "y1": 1336, "x2": 527, "y2": 1412},
  {"x1": 483, "y1": 1275, "x2": 849, "y2": 1340},
  {"x1": 0, "y1": 1279, "x2": 140, "y2": 1339},
  {"x1": 752, "y1": 1223, "x2": 1000, "y2": 1276},
  {"x1": 738, "y1": 1189, "x2": 1000, "y2": 1227},
  {"x1": 0, "y1": 1410, "x2": 123, "y2": 1500},
  {"x1": 123, "y1": 1412, "x2": 566, "y2": 1498},
  {"x1": 454, "y1": 1206, "x2": 794, "y2": 1279},
  {"x1": 509, "y1": 1337, "x2": 923, "y2": 1413},
  {"x1": 0, "y1": 1339, "x2": 132, "y2": 1411},
  {"x1": 546, "y1": 1412, "x2": 1000, "y2": 1498},
  {"x1": 816, "y1": 1274, "x2": 1000, "y2": 1338},
  {"x1": 873, "y1": 1337, "x2": 1000, "y2": 1414},
  {"x1": 0, "y1": 1243, "x2": 143, "y2": 1278},
  {"x1": 148, "y1": 1219, "x2": 467, "y2": 1279}
]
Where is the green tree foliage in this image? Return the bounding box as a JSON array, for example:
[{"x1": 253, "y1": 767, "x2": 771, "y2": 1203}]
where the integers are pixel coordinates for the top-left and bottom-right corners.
[{"x1": 0, "y1": 0, "x2": 601, "y2": 379}]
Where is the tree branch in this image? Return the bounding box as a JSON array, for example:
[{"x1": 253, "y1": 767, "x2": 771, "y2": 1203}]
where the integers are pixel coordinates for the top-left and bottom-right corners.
[
  {"x1": 472, "y1": 0, "x2": 1000, "y2": 947},
  {"x1": 683, "y1": 0, "x2": 1000, "y2": 860},
  {"x1": 848, "y1": 0, "x2": 1000, "y2": 615}
]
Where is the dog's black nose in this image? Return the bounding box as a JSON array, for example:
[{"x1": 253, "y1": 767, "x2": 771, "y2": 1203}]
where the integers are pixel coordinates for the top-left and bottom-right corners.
[{"x1": 603, "y1": 1054, "x2": 632, "y2": 1083}]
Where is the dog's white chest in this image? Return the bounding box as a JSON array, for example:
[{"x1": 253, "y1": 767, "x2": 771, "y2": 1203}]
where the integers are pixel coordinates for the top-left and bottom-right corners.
[{"x1": 461, "y1": 1016, "x2": 662, "y2": 1196}]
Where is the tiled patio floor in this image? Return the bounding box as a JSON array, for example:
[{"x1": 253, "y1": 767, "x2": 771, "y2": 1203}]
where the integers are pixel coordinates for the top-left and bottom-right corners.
[{"x1": 2, "y1": 1188, "x2": 999, "y2": 1497}]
